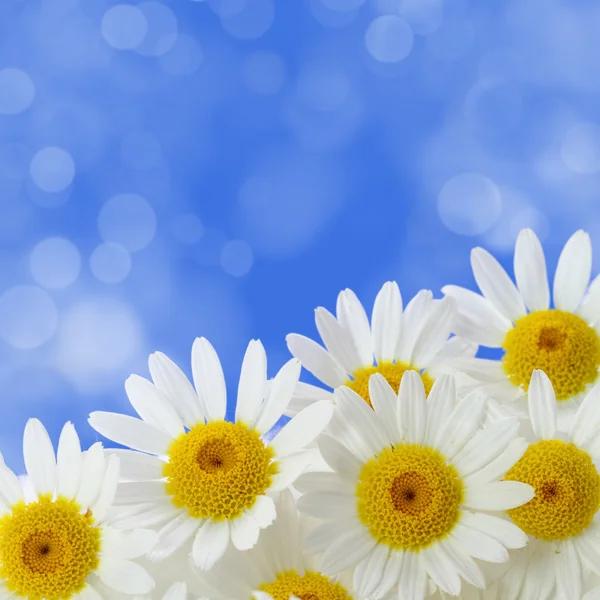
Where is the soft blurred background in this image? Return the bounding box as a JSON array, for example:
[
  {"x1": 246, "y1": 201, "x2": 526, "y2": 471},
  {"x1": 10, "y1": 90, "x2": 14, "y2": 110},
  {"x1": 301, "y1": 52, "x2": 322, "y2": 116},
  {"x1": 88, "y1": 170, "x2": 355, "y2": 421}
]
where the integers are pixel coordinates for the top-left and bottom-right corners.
[{"x1": 0, "y1": 0, "x2": 598, "y2": 470}]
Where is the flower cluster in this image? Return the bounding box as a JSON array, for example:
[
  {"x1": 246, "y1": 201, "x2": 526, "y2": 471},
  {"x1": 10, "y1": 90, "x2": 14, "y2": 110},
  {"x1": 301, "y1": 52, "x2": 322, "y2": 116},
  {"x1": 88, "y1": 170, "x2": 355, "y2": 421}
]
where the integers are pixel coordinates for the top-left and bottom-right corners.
[{"x1": 2, "y1": 228, "x2": 600, "y2": 600}]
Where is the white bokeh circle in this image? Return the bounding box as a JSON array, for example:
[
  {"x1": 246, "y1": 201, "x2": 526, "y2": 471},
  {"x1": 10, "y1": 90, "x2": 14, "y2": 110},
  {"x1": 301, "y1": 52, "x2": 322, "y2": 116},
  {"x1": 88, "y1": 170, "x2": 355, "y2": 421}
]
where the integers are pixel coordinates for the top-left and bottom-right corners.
[
  {"x1": 101, "y1": 4, "x2": 148, "y2": 50},
  {"x1": 29, "y1": 147, "x2": 75, "y2": 193},
  {"x1": 0, "y1": 285, "x2": 58, "y2": 349},
  {"x1": 437, "y1": 172, "x2": 503, "y2": 236},
  {"x1": 90, "y1": 242, "x2": 132, "y2": 284},
  {"x1": 365, "y1": 16, "x2": 414, "y2": 63},
  {"x1": 561, "y1": 122, "x2": 600, "y2": 174},
  {"x1": 221, "y1": 240, "x2": 254, "y2": 276},
  {"x1": 29, "y1": 237, "x2": 81, "y2": 289},
  {"x1": 0, "y1": 68, "x2": 35, "y2": 115}
]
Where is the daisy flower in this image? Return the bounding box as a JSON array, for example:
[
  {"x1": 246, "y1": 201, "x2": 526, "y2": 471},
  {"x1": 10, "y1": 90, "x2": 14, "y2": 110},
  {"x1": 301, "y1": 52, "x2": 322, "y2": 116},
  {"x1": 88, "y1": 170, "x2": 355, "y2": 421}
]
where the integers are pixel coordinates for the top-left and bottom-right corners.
[
  {"x1": 89, "y1": 337, "x2": 333, "y2": 571},
  {"x1": 196, "y1": 490, "x2": 356, "y2": 600},
  {"x1": 286, "y1": 281, "x2": 476, "y2": 415},
  {"x1": 295, "y1": 371, "x2": 534, "y2": 599},
  {"x1": 0, "y1": 419, "x2": 156, "y2": 600},
  {"x1": 443, "y1": 229, "x2": 600, "y2": 427},
  {"x1": 496, "y1": 369, "x2": 600, "y2": 600}
]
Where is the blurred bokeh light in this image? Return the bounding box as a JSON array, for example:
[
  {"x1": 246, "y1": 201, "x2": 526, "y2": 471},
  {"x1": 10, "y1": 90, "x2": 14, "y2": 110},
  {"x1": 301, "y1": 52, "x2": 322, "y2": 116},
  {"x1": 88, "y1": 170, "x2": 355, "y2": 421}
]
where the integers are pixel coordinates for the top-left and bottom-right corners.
[{"x1": 0, "y1": 0, "x2": 597, "y2": 469}]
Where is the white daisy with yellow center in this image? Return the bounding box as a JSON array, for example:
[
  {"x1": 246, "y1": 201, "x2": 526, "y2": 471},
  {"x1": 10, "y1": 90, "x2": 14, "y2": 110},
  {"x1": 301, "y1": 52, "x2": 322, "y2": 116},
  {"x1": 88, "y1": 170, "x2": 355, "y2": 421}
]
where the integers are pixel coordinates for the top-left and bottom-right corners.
[
  {"x1": 495, "y1": 369, "x2": 600, "y2": 600},
  {"x1": 0, "y1": 419, "x2": 156, "y2": 600},
  {"x1": 89, "y1": 337, "x2": 333, "y2": 571},
  {"x1": 196, "y1": 490, "x2": 355, "y2": 600},
  {"x1": 294, "y1": 370, "x2": 534, "y2": 600},
  {"x1": 286, "y1": 281, "x2": 475, "y2": 415},
  {"x1": 443, "y1": 228, "x2": 600, "y2": 428}
]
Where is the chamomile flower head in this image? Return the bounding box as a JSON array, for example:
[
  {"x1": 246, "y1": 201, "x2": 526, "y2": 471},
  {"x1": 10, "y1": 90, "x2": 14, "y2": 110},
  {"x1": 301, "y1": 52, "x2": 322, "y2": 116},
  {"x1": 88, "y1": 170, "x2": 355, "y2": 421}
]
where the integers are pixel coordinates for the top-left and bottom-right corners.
[
  {"x1": 88, "y1": 337, "x2": 333, "y2": 572},
  {"x1": 443, "y1": 229, "x2": 600, "y2": 428},
  {"x1": 295, "y1": 371, "x2": 534, "y2": 600},
  {"x1": 286, "y1": 282, "x2": 476, "y2": 415},
  {"x1": 497, "y1": 369, "x2": 600, "y2": 600},
  {"x1": 195, "y1": 490, "x2": 355, "y2": 600},
  {"x1": 0, "y1": 419, "x2": 156, "y2": 600}
]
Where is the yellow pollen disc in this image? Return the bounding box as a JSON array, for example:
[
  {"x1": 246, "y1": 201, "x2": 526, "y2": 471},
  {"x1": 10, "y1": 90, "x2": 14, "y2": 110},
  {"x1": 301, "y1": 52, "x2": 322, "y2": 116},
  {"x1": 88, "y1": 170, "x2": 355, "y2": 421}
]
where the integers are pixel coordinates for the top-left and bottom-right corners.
[
  {"x1": 0, "y1": 495, "x2": 100, "y2": 600},
  {"x1": 347, "y1": 361, "x2": 434, "y2": 407},
  {"x1": 163, "y1": 420, "x2": 277, "y2": 520},
  {"x1": 258, "y1": 570, "x2": 351, "y2": 600},
  {"x1": 502, "y1": 310, "x2": 600, "y2": 401},
  {"x1": 505, "y1": 439, "x2": 600, "y2": 540},
  {"x1": 356, "y1": 444, "x2": 462, "y2": 550}
]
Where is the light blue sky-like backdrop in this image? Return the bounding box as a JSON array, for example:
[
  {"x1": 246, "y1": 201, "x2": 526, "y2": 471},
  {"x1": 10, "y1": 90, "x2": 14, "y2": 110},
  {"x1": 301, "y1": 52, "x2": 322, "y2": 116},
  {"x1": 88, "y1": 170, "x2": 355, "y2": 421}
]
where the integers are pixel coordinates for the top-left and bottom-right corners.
[{"x1": 1, "y1": 0, "x2": 599, "y2": 471}]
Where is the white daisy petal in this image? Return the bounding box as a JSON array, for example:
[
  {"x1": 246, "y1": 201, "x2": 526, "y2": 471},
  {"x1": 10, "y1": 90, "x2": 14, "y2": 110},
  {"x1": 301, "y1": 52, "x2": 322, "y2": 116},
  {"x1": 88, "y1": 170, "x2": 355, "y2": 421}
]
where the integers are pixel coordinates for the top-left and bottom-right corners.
[
  {"x1": 471, "y1": 247, "x2": 526, "y2": 321},
  {"x1": 450, "y1": 523, "x2": 508, "y2": 563},
  {"x1": 247, "y1": 494, "x2": 276, "y2": 528},
  {"x1": 421, "y1": 542, "x2": 462, "y2": 596},
  {"x1": 555, "y1": 539, "x2": 581, "y2": 600},
  {"x1": 435, "y1": 390, "x2": 487, "y2": 459},
  {"x1": 316, "y1": 307, "x2": 363, "y2": 374},
  {"x1": 440, "y1": 537, "x2": 485, "y2": 589},
  {"x1": 411, "y1": 296, "x2": 457, "y2": 368},
  {"x1": 335, "y1": 386, "x2": 391, "y2": 452},
  {"x1": 192, "y1": 518, "x2": 230, "y2": 570},
  {"x1": 98, "y1": 559, "x2": 155, "y2": 594},
  {"x1": 148, "y1": 514, "x2": 200, "y2": 561},
  {"x1": 336, "y1": 288, "x2": 374, "y2": 366},
  {"x1": 56, "y1": 421, "x2": 82, "y2": 499},
  {"x1": 464, "y1": 481, "x2": 534, "y2": 511},
  {"x1": 447, "y1": 357, "x2": 504, "y2": 383},
  {"x1": 192, "y1": 337, "x2": 227, "y2": 422},
  {"x1": 369, "y1": 373, "x2": 402, "y2": 442},
  {"x1": 554, "y1": 230, "x2": 592, "y2": 313},
  {"x1": 514, "y1": 228, "x2": 550, "y2": 312},
  {"x1": 576, "y1": 528, "x2": 600, "y2": 576},
  {"x1": 296, "y1": 491, "x2": 356, "y2": 519},
  {"x1": 101, "y1": 528, "x2": 158, "y2": 560},
  {"x1": 236, "y1": 340, "x2": 267, "y2": 426},
  {"x1": 398, "y1": 551, "x2": 427, "y2": 600},
  {"x1": 397, "y1": 290, "x2": 432, "y2": 363},
  {"x1": 583, "y1": 589, "x2": 600, "y2": 600},
  {"x1": 286, "y1": 334, "x2": 348, "y2": 388},
  {"x1": 105, "y1": 449, "x2": 163, "y2": 481},
  {"x1": 353, "y1": 543, "x2": 388, "y2": 599},
  {"x1": 319, "y1": 526, "x2": 377, "y2": 575},
  {"x1": 149, "y1": 351, "x2": 204, "y2": 429},
  {"x1": 398, "y1": 370, "x2": 427, "y2": 445},
  {"x1": 442, "y1": 285, "x2": 512, "y2": 347},
  {"x1": 270, "y1": 401, "x2": 333, "y2": 458},
  {"x1": 90, "y1": 454, "x2": 120, "y2": 522},
  {"x1": 424, "y1": 373, "x2": 455, "y2": 446},
  {"x1": 125, "y1": 375, "x2": 185, "y2": 438},
  {"x1": 270, "y1": 452, "x2": 314, "y2": 492},
  {"x1": 570, "y1": 380, "x2": 600, "y2": 449},
  {"x1": 23, "y1": 418, "x2": 56, "y2": 496},
  {"x1": 254, "y1": 358, "x2": 301, "y2": 435},
  {"x1": 110, "y1": 502, "x2": 182, "y2": 530},
  {"x1": 580, "y1": 274, "x2": 600, "y2": 325},
  {"x1": 372, "y1": 281, "x2": 403, "y2": 363},
  {"x1": 303, "y1": 518, "x2": 360, "y2": 555},
  {"x1": 113, "y1": 481, "x2": 167, "y2": 505},
  {"x1": 77, "y1": 584, "x2": 103, "y2": 600},
  {"x1": 76, "y1": 442, "x2": 106, "y2": 510},
  {"x1": 465, "y1": 437, "x2": 528, "y2": 486},
  {"x1": 286, "y1": 382, "x2": 332, "y2": 417},
  {"x1": 163, "y1": 582, "x2": 188, "y2": 600},
  {"x1": 318, "y1": 434, "x2": 362, "y2": 479},
  {"x1": 518, "y1": 545, "x2": 553, "y2": 600},
  {"x1": 231, "y1": 512, "x2": 260, "y2": 551},
  {"x1": 528, "y1": 369, "x2": 557, "y2": 440},
  {"x1": 0, "y1": 464, "x2": 24, "y2": 506},
  {"x1": 372, "y1": 550, "x2": 403, "y2": 599},
  {"x1": 89, "y1": 412, "x2": 171, "y2": 456},
  {"x1": 497, "y1": 549, "x2": 527, "y2": 600},
  {"x1": 460, "y1": 512, "x2": 528, "y2": 550},
  {"x1": 453, "y1": 418, "x2": 519, "y2": 477}
]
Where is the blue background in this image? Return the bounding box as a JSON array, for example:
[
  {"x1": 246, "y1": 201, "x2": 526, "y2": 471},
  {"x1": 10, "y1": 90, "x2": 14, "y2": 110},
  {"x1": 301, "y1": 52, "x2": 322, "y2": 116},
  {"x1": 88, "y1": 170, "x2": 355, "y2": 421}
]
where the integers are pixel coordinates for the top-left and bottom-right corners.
[{"x1": 0, "y1": 0, "x2": 597, "y2": 471}]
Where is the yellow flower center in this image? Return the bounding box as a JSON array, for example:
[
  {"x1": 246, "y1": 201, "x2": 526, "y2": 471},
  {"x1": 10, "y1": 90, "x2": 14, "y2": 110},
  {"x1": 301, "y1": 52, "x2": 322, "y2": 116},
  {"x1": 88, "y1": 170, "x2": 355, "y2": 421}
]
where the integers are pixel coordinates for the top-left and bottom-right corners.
[
  {"x1": 258, "y1": 570, "x2": 351, "y2": 600},
  {"x1": 163, "y1": 420, "x2": 277, "y2": 521},
  {"x1": 0, "y1": 495, "x2": 100, "y2": 600},
  {"x1": 502, "y1": 310, "x2": 600, "y2": 401},
  {"x1": 505, "y1": 439, "x2": 600, "y2": 540},
  {"x1": 356, "y1": 444, "x2": 463, "y2": 550},
  {"x1": 347, "y1": 362, "x2": 434, "y2": 407}
]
